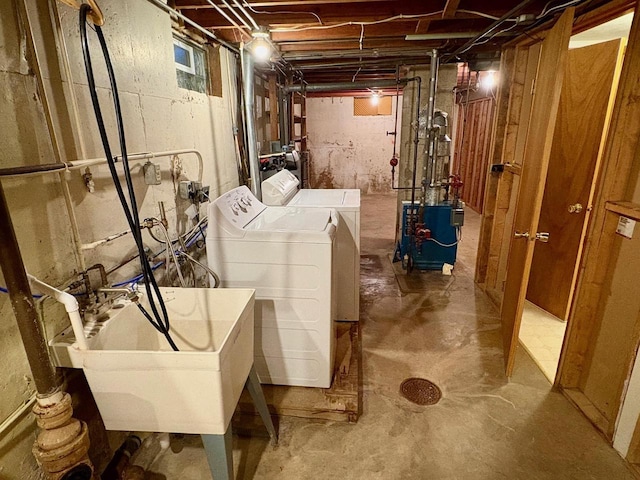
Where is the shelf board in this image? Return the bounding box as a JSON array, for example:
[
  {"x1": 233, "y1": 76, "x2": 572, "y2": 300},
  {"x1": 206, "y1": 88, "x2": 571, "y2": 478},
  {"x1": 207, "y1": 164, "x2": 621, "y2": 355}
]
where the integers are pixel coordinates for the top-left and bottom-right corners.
[{"x1": 605, "y1": 201, "x2": 640, "y2": 221}]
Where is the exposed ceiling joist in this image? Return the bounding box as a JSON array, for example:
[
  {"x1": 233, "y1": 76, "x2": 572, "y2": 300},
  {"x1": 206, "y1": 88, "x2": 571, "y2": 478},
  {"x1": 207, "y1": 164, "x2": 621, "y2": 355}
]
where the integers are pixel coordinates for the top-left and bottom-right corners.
[
  {"x1": 172, "y1": 0, "x2": 604, "y2": 85},
  {"x1": 443, "y1": 0, "x2": 462, "y2": 18}
]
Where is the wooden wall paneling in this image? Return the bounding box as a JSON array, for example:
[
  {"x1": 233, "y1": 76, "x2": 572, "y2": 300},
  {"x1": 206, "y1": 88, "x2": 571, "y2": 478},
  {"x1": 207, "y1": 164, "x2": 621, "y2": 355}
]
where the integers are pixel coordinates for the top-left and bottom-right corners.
[
  {"x1": 458, "y1": 97, "x2": 496, "y2": 212},
  {"x1": 484, "y1": 45, "x2": 534, "y2": 298},
  {"x1": 466, "y1": 101, "x2": 482, "y2": 210},
  {"x1": 453, "y1": 103, "x2": 465, "y2": 178},
  {"x1": 461, "y1": 101, "x2": 470, "y2": 204},
  {"x1": 471, "y1": 101, "x2": 485, "y2": 210},
  {"x1": 476, "y1": 47, "x2": 516, "y2": 285},
  {"x1": 461, "y1": 102, "x2": 476, "y2": 205},
  {"x1": 559, "y1": 6, "x2": 640, "y2": 440},
  {"x1": 268, "y1": 74, "x2": 279, "y2": 143},
  {"x1": 477, "y1": 99, "x2": 495, "y2": 211}
]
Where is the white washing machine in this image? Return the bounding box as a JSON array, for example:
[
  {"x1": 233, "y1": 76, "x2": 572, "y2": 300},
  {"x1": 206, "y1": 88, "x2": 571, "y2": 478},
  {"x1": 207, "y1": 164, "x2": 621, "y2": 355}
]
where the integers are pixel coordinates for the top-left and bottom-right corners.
[
  {"x1": 206, "y1": 185, "x2": 338, "y2": 388},
  {"x1": 262, "y1": 170, "x2": 360, "y2": 322}
]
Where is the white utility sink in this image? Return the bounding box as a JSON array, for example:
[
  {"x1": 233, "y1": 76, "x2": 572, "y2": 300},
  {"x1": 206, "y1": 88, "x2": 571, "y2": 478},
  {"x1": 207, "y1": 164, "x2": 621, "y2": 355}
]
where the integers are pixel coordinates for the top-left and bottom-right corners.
[{"x1": 48, "y1": 287, "x2": 255, "y2": 435}]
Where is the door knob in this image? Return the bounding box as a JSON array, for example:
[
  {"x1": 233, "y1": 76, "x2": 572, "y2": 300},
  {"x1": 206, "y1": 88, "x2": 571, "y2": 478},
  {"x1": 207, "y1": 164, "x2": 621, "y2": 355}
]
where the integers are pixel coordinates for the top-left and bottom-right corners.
[
  {"x1": 514, "y1": 231, "x2": 550, "y2": 242},
  {"x1": 535, "y1": 232, "x2": 550, "y2": 243},
  {"x1": 568, "y1": 203, "x2": 583, "y2": 214}
]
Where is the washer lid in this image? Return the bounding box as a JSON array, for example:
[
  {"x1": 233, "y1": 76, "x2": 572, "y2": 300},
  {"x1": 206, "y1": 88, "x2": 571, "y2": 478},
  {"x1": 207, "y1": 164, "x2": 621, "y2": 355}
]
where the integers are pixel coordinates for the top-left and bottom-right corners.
[
  {"x1": 290, "y1": 189, "x2": 361, "y2": 208},
  {"x1": 245, "y1": 206, "x2": 333, "y2": 232}
]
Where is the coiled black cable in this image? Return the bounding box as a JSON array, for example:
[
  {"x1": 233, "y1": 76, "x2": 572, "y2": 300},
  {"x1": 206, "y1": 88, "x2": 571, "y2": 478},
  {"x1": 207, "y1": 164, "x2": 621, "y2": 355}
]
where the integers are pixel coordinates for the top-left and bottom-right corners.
[{"x1": 79, "y1": 4, "x2": 178, "y2": 351}]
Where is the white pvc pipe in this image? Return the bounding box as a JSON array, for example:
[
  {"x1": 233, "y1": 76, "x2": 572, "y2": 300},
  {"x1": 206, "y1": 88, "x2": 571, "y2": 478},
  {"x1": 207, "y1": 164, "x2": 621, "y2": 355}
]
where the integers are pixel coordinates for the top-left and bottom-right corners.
[
  {"x1": 71, "y1": 149, "x2": 205, "y2": 183},
  {"x1": 232, "y1": 0, "x2": 259, "y2": 30},
  {"x1": 0, "y1": 395, "x2": 36, "y2": 435},
  {"x1": 81, "y1": 229, "x2": 131, "y2": 250},
  {"x1": 27, "y1": 274, "x2": 88, "y2": 350}
]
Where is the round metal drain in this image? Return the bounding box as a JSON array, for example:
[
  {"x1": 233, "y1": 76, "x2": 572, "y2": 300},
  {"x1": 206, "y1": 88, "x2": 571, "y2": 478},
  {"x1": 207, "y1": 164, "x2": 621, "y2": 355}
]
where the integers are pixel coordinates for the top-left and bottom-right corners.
[{"x1": 400, "y1": 378, "x2": 442, "y2": 405}]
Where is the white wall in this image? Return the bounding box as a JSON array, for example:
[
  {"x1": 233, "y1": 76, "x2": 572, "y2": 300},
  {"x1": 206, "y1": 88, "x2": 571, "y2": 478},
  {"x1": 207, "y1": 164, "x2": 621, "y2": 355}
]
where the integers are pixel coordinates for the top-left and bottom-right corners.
[
  {"x1": 306, "y1": 96, "x2": 402, "y2": 193},
  {"x1": 0, "y1": 0, "x2": 239, "y2": 476}
]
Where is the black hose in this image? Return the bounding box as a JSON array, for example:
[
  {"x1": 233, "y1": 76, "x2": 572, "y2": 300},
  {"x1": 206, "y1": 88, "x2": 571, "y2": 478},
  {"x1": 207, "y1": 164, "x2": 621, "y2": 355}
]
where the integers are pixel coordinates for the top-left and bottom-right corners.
[{"x1": 79, "y1": 4, "x2": 178, "y2": 351}]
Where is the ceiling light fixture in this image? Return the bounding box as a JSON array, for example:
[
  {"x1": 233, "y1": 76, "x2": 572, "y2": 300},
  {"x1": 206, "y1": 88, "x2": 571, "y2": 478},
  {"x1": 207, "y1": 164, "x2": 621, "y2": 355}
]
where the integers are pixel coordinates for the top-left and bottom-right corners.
[
  {"x1": 371, "y1": 91, "x2": 381, "y2": 106},
  {"x1": 249, "y1": 30, "x2": 273, "y2": 63},
  {"x1": 481, "y1": 70, "x2": 497, "y2": 90}
]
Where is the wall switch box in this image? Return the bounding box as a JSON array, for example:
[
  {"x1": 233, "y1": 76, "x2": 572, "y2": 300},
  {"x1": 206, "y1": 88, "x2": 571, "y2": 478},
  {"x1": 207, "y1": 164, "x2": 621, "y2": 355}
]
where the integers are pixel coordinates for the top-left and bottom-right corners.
[
  {"x1": 616, "y1": 216, "x2": 636, "y2": 238},
  {"x1": 143, "y1": 162, "x2": 161, "y2": 185}
]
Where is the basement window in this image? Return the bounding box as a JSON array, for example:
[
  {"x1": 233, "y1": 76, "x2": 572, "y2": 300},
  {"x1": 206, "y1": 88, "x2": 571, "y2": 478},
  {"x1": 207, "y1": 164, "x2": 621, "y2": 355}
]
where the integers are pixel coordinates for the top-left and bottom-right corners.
[
  {"x1": 173, "y1": 36, "x2": 208, "y2": 94},
  {"x1": 353, "y1": 96, "x2": 392, "y2": 116}
]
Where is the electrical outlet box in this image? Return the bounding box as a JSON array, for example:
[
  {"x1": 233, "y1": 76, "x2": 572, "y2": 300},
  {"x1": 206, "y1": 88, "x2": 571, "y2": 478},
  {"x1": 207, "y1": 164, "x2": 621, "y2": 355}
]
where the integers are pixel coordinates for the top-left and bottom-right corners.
[
  {"x1": 179, "y1": 181, "x2": 193, "y2": 200},
  {"x1": 451, "y1": 208, "x2": 464, "y2": 227},
  {"x1": 143, "y1": 162, "x2": 161, "y2": 185},
  {"x1": 179, "y1": 181, "x2": 210, "y2": 204}
]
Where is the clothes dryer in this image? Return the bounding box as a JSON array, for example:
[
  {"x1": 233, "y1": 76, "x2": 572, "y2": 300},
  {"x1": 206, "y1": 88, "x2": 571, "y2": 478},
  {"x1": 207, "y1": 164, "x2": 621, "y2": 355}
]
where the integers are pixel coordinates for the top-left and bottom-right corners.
[{"x1": 262, "y1": 170, "x2": 360, "y2": 321}]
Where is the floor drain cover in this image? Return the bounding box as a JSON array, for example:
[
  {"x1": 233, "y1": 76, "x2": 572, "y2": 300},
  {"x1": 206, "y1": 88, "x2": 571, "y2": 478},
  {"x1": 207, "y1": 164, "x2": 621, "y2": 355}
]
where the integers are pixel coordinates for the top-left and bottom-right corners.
[{"x1": 400, "y1": 378, "x2": 442, "y2": 405}]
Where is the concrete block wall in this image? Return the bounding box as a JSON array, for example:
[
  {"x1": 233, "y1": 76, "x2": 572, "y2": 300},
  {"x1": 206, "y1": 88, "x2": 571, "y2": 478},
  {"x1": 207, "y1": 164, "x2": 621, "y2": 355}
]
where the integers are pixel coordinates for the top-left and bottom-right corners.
[
  {"x1": 398, "y1": 64, "x2": 457, "y2": 202},
  {"x1": 0, "y1": 0, "x2": 240, "y2": 476},
  {"x1": 306, "y1": 95, "x2": 402, "y2": 193}
]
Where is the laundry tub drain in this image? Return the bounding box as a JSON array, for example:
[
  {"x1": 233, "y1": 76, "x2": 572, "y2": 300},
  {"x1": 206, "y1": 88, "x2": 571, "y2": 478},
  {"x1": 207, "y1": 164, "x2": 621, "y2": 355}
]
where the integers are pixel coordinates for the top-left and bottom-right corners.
[{"x1": 400, "y1": 378, "x2": 442, "y2": 405}]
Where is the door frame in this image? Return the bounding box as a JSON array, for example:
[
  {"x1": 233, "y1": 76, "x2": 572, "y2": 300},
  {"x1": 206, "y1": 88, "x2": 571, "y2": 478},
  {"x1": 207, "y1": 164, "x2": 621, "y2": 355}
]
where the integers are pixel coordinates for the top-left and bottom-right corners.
[
  {"x1": 499, "y1": 7, "x2": 575, "y2": 376},
  {"x1": 476, "y1": 0, "x2": 640, "y2": 442}
]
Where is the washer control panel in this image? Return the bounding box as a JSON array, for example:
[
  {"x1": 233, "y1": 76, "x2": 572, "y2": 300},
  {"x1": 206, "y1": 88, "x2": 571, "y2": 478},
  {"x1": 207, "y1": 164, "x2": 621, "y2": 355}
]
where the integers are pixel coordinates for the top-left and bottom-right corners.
[{"x1": 214, "y1": 185, "x2": 266, "y2": 228}]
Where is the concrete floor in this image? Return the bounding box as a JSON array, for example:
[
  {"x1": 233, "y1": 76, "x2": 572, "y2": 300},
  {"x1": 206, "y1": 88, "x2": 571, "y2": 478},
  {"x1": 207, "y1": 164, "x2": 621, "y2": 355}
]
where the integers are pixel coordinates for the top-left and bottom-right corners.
[{"x1": 150, "y1": 194, "x2": 635, "y2": 479}]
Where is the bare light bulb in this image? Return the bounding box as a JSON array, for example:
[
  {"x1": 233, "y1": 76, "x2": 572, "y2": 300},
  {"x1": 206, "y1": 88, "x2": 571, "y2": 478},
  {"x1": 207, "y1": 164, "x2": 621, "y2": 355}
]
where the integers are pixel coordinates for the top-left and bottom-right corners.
[
  {"x1": 371, "y1": 92, "x2": 380, "y2": 106},
  {"x1": 250, "y1": 32, "x2": 272, "y2": 63},
  {"x1": 482, "y1": 71, "x2": 496, "y2": 90}
]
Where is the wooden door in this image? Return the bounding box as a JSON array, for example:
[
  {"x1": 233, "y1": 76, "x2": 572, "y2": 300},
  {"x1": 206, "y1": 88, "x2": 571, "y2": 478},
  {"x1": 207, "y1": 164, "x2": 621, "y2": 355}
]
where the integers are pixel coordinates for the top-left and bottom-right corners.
[
  {"x1": 526, "y1": 40, "x2": 624, "y2": 320},
  {"x1": 501, "y1": 8, "x2": 574, "y2": 375}
]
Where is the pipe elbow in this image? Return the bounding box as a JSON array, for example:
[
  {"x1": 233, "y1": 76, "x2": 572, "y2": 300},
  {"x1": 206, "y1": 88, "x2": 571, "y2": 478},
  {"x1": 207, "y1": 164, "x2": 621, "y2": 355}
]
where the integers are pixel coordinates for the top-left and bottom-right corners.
[{"x1": 27, "y1": 274, "x2": 79, "y2": 313}]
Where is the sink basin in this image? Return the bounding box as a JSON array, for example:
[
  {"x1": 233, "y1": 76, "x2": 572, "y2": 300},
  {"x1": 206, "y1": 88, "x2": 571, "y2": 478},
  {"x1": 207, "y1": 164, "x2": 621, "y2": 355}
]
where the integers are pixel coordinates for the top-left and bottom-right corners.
[{"x1": 48, "y1": 287, "x2": 255, "y2": 435}]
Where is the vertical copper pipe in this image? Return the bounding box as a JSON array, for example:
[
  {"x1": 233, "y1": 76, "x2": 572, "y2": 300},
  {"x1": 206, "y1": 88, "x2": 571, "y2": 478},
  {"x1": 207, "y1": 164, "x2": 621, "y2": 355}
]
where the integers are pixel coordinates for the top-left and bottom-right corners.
[{"x1": 0, "y1": 181, "x2": 58, "y2": 396}]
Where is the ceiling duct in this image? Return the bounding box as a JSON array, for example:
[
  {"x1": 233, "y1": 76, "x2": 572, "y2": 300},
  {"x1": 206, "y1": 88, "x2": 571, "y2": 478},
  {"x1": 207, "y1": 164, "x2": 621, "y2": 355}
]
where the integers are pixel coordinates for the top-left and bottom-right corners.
[{"x1": 284, "y1": 78, "x2": 407, "y2": 94}]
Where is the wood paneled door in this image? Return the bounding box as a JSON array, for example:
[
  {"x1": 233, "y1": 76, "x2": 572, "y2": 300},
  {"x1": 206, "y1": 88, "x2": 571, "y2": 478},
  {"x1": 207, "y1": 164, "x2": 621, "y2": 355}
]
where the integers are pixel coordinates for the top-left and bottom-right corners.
[
  {"x1": 501, "y1": 8, "x2": 574, "y2": 376},
  {"x1": 526, "y1": 39, "x2": 625, "y2": 321}
]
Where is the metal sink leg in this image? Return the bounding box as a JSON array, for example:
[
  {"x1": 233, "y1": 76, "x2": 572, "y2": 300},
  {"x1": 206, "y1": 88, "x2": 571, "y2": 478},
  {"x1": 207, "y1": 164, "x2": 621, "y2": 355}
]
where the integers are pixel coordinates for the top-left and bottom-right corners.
[
  {"x1": 245, "y1": 366, "x2": 278, "y2": 445},
  {"x1": 201, "y1": 428, "x2": 233, "y2": 480}
]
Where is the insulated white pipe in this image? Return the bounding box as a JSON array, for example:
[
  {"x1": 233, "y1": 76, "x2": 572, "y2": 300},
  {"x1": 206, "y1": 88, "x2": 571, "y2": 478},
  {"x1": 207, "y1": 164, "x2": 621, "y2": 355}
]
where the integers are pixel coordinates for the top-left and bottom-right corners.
[
  {"x1": 72, "y1": 149, "x2": 205, "y2": 183},
  {"x1": 0, "y1": 149, "x2": 205, "y2": 182},
  {"x1": 206, "y1": 0, "x2": 246, "y2": 32},
  {"x1": 232, "y1": 0, "x2": 259, "y2": 30},
  {"x1": 27, "y1": 275, "x2": 88, "y2": 351},
  {"x1": 145, "y1": 0, "x2": 239, "y2": 53},
  {"x1": 221, "y1": 0, "x2": 252, "y2": 30}
]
